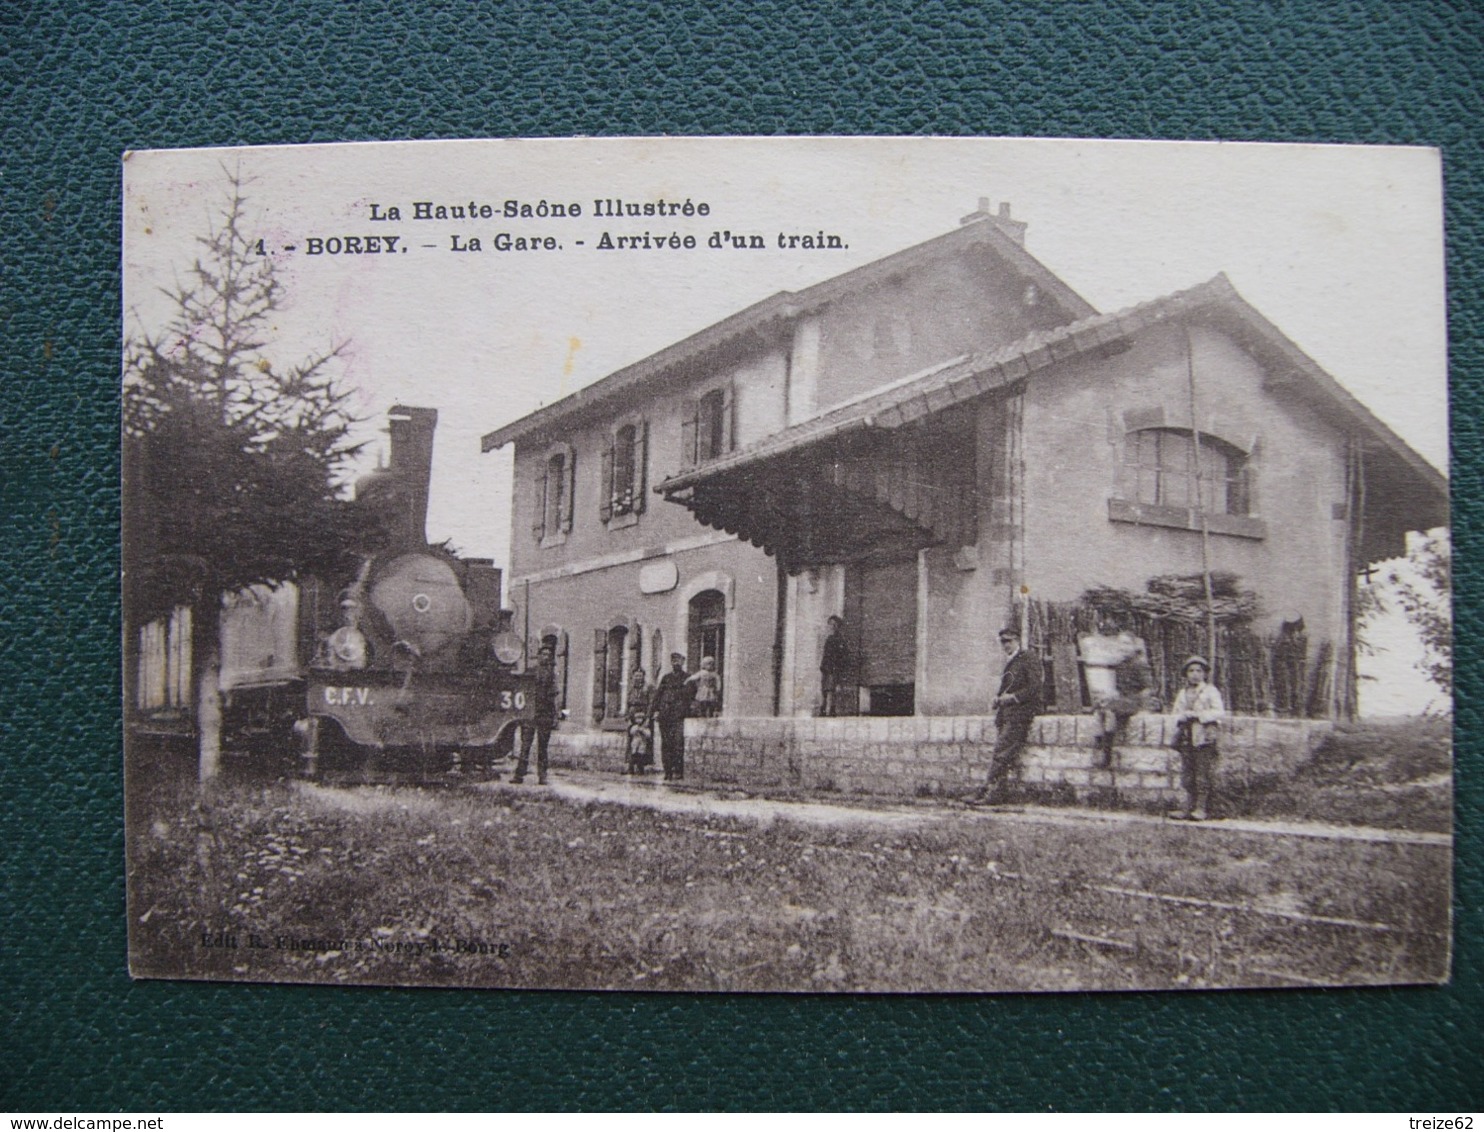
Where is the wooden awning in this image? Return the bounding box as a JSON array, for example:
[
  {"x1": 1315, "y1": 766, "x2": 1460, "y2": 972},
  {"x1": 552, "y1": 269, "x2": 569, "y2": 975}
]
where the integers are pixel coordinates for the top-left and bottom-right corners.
[{"x1": 661, "y1": 409, "x2": 978, "y2": 572}]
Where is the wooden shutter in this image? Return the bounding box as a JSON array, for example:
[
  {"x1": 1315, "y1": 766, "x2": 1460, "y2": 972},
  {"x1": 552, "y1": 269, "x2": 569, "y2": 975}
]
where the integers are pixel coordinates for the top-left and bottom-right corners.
[
  {"x1": 721, "y1": 384, "x2": 736, "y2": 453},
  {"x1": 628, "y1": 623, "x2": 643, "y2": 675},
  {"x1": 560, "y1": 450, "x2": 575, "y2": 532},
  {"x1": 591, "y1": 628, "x2": 608, "y2": 722},
  {"x1": 599, "y1": 435, "x2": 615, "y2": 523},
  {"x1": 680, "y1": 398, "x2": 699, "y2": 469},
  {"x1": 627, "y1": 624, "x2": 643, "y2": 711},
  {"x1": 532, "y1": 465, "x2": 547, "y2": 541},
  {"x1": 633, "y1": 419, "x2": 649, "y2": 513}
]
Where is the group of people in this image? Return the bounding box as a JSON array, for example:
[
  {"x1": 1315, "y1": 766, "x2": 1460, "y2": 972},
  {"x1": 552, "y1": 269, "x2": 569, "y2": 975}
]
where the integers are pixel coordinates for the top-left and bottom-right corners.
[
  {"x1": 520, "y1": 612, "x2": 1225, "y2": 818},
  {"x1": 968, "y1": 622, "x2": 1226, "y2": 820},
  {"x1": 623, "y1": 652, "x2": 721, "y2": 782},
  {"x1": 511, "y1": 646, "x2": 722, "y2": 786}
]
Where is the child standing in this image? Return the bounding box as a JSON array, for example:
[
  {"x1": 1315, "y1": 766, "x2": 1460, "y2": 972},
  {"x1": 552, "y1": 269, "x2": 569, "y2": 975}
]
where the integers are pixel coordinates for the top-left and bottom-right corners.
[
  {"x1": 1170, "y1": 655, "x2": 1225, "y2": 821},
  {"x1": 686, "y1": 656, "x2": 722, "y2": 718},
  {"x1": 625, "y1": 708, "x2": 654, "y2": 775}
]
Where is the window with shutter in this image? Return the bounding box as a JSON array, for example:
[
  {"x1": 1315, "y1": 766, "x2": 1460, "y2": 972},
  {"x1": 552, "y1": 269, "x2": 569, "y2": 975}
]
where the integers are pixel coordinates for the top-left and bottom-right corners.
[
  {"x1": 605, "y1": 625, "x2": 628, "y2": 720},
  {"x1": 627, "y1": 624, "x2": 644, "y2": 711},
  {"x1": 602, "y1": 419, "x2": 648, "y2": 524},
  {"x1": 536, "y1": 443, "x2": 574, "y2": 545},
  {"x1": 531, "y1": 466, "x2": 547, "y2": 542},
  {"x1": 558, "y1": 630, "x2": 570, "y2": 709},
  {"x1": 633, "y1": 419, "x2": 648, "y2": 514},
  {"x1": 721, "y1": 384, "x2": 735, "y2": 454},
  {"x1": 695, "y1": 385, "x2": 735, "y2": 463},
  {"x1": 591, "y1": 628, "x2": 608, "y2": 723},
  {"x1": 599, "y1": 435, "x2": 615, "y2": 523},
  {"x1": 544, "y1": 452, "x2": 565, "y2": 534},
  {"x1": 613, "y1": 424, "x2": 636, "y2": 515},
  {"x1": 697, "y1": 389, "x2": 724, "y2": 463},
  {"x1": 681, "y1": 398, "x2": 699, "y2": 469},
  {"x1": 560, "y1": 450, "x2": 575, "y2": 532}
]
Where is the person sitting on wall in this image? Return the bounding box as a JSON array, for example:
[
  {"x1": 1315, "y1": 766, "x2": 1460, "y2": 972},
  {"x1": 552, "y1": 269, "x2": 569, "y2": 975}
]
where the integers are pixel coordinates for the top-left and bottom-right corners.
[
  {"x1": 1169, "y1": 655, "x2": 1225, "y2": 821},
  {"x1": 1080, "y1": 615, "x2": 1154, "y2": 768},
  {"x1": 969, "y1": 626, "x2": 1043, "y2": 805},
  {"x1": 686, "y1": 655, "x2": 722, "y2": 718},
  {"x1": 650, "y1": 652, "x2": 696, "y2": 783},
  {"x1": 820, "y1": 615, "x2": 852, "y2": 717}
]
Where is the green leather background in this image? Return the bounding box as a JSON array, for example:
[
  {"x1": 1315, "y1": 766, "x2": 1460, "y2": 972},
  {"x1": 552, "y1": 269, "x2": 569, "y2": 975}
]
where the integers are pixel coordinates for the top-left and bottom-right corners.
[{"x1": 2, "y1": 0, "x2": 1480, "y2": 1111}]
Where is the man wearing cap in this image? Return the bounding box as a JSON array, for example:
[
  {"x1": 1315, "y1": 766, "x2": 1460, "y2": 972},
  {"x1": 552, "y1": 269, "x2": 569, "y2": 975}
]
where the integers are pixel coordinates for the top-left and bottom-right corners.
[
  {"x1": 650, "y1": 652, "x2": 696, "y2": 782},
  {"x1": 512, "y1": 643, "x2": 559, "y2": 785},
  {"x1": 971, "y1": 627, "x2": 1043, "y2": 804},
  {"x1": 1169, "y1": 655, "x2": 1225, "y2": 820}
]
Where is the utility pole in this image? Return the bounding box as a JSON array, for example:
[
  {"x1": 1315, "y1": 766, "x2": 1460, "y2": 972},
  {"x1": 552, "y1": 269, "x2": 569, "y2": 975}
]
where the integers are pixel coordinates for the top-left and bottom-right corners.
[{"x1": 1185, "y1": 326, "x2": 1219, "y2": 662}]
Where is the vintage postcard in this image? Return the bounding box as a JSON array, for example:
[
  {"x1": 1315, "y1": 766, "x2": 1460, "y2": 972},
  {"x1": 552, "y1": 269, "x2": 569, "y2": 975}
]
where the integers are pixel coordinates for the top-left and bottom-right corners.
[{"x1": 124, "y1": 137, "x2": 1451, "y2": 992}]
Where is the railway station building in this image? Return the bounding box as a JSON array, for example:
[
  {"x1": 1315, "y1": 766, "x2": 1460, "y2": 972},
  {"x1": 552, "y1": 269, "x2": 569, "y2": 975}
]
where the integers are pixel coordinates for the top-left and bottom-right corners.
[{"x1": 480, "y1": 202, "x2": 1446, "y2": 757}]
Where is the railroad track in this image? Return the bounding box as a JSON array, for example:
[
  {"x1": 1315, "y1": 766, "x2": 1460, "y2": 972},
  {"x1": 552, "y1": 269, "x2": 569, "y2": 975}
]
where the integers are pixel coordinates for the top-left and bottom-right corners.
[{"x1": 661, "y1": 814, "x2": 1448, "y2": 988}]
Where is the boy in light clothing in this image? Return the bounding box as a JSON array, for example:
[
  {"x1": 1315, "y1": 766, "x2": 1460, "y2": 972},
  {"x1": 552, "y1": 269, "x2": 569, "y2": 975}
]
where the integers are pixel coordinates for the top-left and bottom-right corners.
[{"x1": 1170, "y1": 655, "x2": 1225, "y2": 821}]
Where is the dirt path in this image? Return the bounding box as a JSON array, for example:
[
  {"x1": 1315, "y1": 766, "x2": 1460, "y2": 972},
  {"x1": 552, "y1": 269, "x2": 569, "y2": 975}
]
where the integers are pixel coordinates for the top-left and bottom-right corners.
[{"x1": 466, "y1": 770, "x2": 1451, "y2": 849}]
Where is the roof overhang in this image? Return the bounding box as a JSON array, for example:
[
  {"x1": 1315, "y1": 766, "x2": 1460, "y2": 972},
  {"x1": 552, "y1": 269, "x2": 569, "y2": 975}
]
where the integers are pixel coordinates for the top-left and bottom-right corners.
[
  {"x1": 658, "y1": 274, "x2": 1448, "y2": 566},
  {"x1": 480, "y1": 216, "x2": 1097, "y2": 453},
  {"x1": 664, "y1": 410, "x2": 981, "y2": 571}
]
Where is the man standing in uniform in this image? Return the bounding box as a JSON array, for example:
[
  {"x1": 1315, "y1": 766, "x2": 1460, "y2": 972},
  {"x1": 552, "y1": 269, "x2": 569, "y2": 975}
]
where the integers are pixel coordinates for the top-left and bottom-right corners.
[
  {"x1": 512, "y1": 643, "x2": 559, "y2": 785},
  {"x1": 971, "y1": 626, "x2": 1043, "y2": 804},
  {"x1": 650, "y1": 652, "x2": 695, "y2": 782}
]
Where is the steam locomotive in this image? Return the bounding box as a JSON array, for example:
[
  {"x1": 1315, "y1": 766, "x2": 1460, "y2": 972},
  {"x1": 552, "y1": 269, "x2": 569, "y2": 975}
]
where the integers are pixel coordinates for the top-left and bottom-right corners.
[{"x1": 212, "y1": 406, "x2": 535, "y2": 778}]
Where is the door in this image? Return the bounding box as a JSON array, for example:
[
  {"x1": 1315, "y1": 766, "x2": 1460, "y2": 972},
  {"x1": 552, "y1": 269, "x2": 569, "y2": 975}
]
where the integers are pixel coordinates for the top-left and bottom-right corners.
[
  {"x1": 687, "y1": 590, "x2": 726, "y2": 713},
  {"x1": 845, "y1": 556, "x2": 917, "y2": 715}
]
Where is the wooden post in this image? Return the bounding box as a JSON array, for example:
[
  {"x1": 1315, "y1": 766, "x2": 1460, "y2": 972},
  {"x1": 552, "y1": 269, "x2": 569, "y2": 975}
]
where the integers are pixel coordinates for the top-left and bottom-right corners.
[{"x1": 1185, "y1": 326, "x2": 1219, "y2": 661}]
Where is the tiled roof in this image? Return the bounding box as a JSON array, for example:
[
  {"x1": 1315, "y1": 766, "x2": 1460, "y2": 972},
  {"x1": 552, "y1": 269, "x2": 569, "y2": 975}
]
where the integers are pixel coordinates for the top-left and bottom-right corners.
[
  {"x1": 655, "y1": 273, "x2": 1446, "y2": 514},
  {"x1": 480, "y1": 216, "x2": 1096, "y2": 452},
  {"x1": 658, "y1": 276, "x2": 1229, "y2": 491}
]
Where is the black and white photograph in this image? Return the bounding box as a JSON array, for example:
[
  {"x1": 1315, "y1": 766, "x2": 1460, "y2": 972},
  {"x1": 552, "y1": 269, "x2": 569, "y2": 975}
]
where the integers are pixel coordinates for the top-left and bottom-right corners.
[{"x1": 123, "y1": 136, "x2": 1451, "y2": 993}]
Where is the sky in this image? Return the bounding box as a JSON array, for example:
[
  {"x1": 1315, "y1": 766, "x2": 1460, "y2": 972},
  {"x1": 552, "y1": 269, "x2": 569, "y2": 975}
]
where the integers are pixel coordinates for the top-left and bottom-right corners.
[{"x1": 122, "y1": 137, "x2": 1450, "y2": 714}]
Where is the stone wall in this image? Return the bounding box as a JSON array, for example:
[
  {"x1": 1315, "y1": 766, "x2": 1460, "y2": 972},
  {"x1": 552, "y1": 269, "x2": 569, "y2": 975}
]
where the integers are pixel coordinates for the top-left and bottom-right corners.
[{"x1": 549, "y1": 714, "x2": 1333, "y2": 807}]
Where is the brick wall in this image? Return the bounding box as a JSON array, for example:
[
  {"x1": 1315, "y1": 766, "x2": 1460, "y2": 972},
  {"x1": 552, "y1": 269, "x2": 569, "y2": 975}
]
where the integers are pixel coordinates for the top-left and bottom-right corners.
[{"x1": 546, "y1": 714, "x2": 1332, "y2": 807}]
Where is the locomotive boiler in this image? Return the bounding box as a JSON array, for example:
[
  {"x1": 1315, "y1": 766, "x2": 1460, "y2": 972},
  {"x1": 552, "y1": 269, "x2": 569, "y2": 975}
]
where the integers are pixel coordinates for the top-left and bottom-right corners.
[{"x1": 216, "y1": 405, "x2": 535, "y2": 778}]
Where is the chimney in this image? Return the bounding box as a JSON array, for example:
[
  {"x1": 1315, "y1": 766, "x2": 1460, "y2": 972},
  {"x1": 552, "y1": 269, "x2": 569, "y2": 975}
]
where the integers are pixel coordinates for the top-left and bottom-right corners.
[
  {"x1": 387, "y1": 405, "x2": 438, "y2": 546},
  {"x1": 356, "y1": 405, "x2": 439, "y2": 550},
  {"x1": 959, "y1": 197, "x2": 1027, "y2": 246}
]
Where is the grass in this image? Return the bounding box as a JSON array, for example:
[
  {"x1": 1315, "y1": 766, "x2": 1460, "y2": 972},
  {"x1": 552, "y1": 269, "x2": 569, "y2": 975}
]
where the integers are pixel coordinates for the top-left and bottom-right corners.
[
  {"x1": 1236, "y1": 717, "x2": 1452, "y2": 833},
  {"x1": 126, "y1": 763, "x2": 1451, "y2": 993}
]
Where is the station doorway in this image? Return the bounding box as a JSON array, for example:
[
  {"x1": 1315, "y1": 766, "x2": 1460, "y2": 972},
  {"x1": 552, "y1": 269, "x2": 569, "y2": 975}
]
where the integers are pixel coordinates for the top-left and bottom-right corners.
[
  {"x1": 844, "y1": 556, "x2": 917, "y2": 716},
  {"x1": 687, "y1": 589, "x2": 726, "y2": 713}
]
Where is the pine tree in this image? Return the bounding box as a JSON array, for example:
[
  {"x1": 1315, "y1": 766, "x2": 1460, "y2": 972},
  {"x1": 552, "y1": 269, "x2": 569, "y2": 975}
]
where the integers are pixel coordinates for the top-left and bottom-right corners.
[{"x1": 123, "y1": 169, "x2": 374, "y2": 780}]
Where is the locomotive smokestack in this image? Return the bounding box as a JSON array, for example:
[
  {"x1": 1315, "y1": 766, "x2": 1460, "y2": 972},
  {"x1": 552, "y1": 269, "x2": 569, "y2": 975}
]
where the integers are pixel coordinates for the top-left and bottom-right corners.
[
  {"x1": 387, "y1": 405, "x2": 438, "y2": 547},
  {"x1": 357, "y1": 406, "x2": 440, "y2": 550}
]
